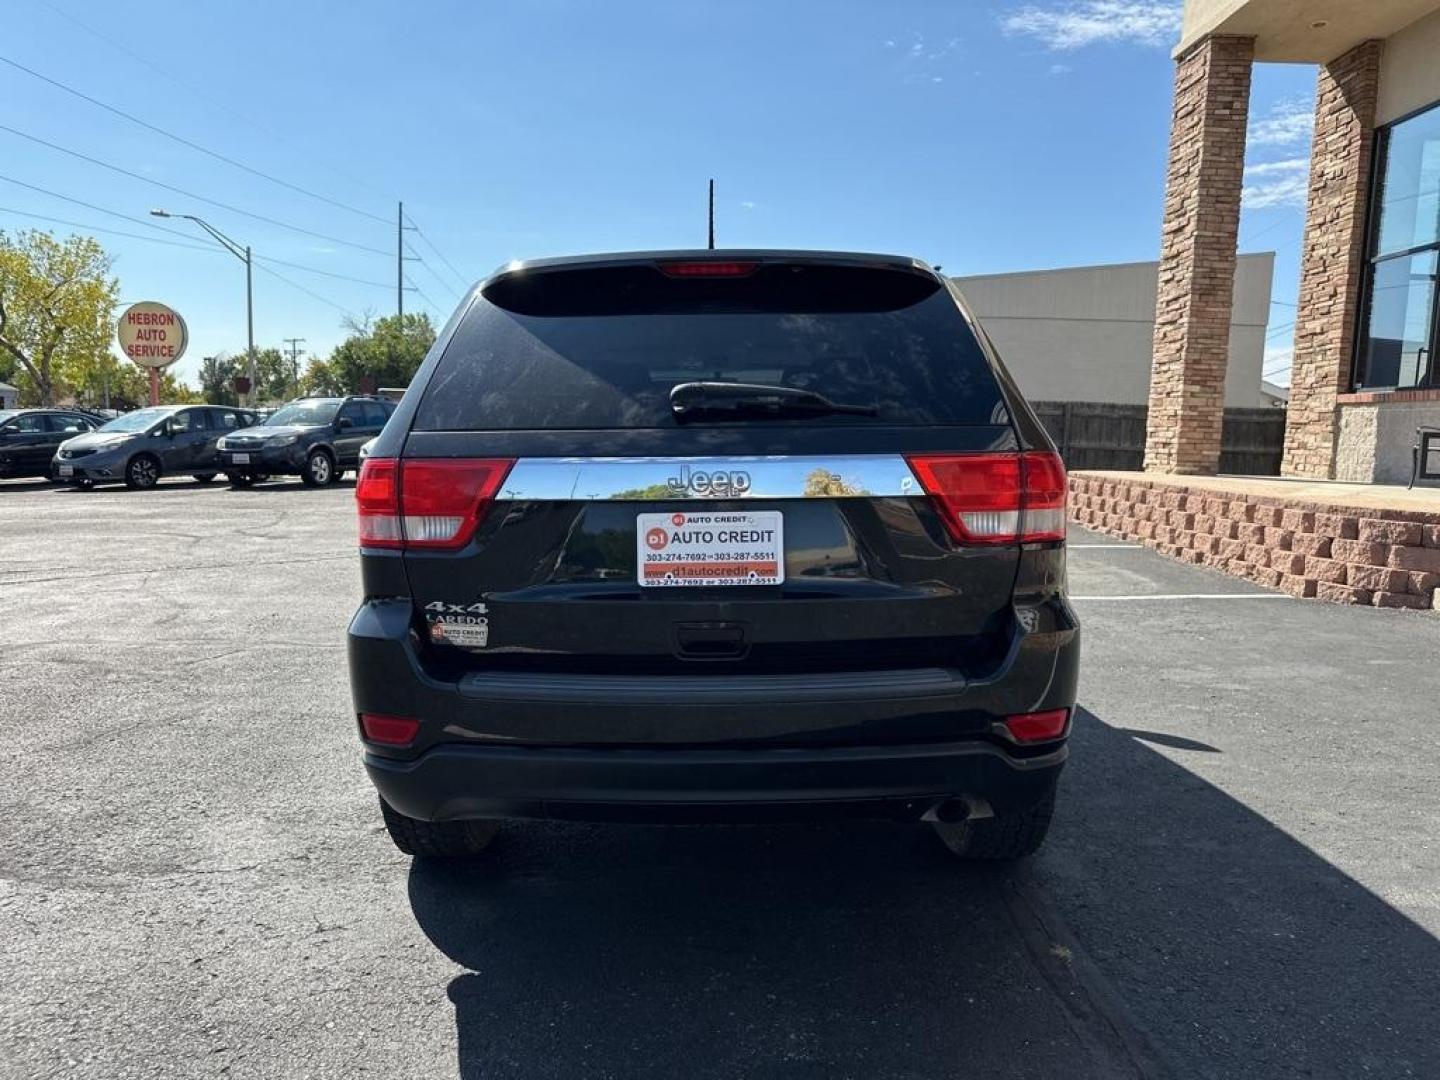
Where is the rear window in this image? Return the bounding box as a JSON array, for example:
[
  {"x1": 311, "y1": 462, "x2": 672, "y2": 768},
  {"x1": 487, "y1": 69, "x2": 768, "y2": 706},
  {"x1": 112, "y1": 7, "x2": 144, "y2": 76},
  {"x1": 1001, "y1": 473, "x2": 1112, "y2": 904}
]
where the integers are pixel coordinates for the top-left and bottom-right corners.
[{"x1": 413, "y1": 262, "x2": 1005, "y2": 431}]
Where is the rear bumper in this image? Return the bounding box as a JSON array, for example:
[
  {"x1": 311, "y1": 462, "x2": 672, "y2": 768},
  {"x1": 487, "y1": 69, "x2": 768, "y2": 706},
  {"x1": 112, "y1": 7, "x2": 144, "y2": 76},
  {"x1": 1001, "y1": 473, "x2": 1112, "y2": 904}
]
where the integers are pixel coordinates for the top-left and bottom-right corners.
[
  {"x1": 366, "y1": 739, "x2": 1066, "y2": 823},
  {"x1": 349, "y1": 594, "x2": 1078, "y2": 823}
]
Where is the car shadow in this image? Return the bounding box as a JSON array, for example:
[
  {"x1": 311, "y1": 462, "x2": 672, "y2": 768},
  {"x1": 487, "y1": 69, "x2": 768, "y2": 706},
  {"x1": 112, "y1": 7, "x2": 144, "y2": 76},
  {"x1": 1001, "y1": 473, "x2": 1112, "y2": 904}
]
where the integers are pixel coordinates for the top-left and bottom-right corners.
[
  {"x1": 225, "y1": 478, "x2": 356, "y2": 493},
  {"x1": 406, "y1": 707, "x2": 1440, "y2": 1079}
]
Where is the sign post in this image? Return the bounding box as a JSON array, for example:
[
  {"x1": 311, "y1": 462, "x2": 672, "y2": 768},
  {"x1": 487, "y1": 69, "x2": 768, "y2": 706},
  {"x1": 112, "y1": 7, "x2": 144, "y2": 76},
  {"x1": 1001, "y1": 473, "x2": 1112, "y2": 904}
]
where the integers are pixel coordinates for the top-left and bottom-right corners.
[{"x1": 117, "y1": 301, "x2": 187, "y2": 405}]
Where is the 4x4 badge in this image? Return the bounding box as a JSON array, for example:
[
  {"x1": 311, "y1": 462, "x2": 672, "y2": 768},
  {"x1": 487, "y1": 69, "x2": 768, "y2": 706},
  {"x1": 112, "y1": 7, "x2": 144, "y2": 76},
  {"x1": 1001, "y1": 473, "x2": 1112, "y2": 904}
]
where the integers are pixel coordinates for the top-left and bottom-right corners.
[{"x1": 666, "y1": 464, "x2": 752, "y2": 498}]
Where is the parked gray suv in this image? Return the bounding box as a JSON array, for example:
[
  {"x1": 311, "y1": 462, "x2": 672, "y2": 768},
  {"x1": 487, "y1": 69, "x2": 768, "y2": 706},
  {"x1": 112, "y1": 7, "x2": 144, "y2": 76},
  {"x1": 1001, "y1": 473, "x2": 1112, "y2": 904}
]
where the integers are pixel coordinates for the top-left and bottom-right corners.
[
  {"x1": 52, "y1": 405, "x2": 258, "y2": 489},
  {"x1": 217, "y1": 395, "x2": 395, "y2": 487}
]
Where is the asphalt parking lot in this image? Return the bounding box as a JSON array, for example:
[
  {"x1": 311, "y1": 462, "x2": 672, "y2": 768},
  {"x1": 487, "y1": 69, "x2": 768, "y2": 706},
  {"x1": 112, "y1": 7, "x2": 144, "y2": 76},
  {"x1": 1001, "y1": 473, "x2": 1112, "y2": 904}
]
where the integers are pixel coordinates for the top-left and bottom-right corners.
[{"x1": 2, "y1": 476, "x2": 1438, "y2": 1080}]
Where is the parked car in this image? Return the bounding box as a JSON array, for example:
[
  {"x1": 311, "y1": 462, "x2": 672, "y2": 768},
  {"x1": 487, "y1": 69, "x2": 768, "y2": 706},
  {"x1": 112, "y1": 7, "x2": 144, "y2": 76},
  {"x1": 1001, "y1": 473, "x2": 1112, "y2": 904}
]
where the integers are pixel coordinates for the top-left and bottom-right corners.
[
  {"x1": 52, "y1": 405, "x2": 258, "y2": 489},
  {"x1": 349, "y1": 250, "x2": 1079, "y2": 861},
  {"x1": 0, "y1": 408, "x2": 105, "y2": 480},
  {"x1": 217, "y1": 395, "x2": 395, "y2": 487}
]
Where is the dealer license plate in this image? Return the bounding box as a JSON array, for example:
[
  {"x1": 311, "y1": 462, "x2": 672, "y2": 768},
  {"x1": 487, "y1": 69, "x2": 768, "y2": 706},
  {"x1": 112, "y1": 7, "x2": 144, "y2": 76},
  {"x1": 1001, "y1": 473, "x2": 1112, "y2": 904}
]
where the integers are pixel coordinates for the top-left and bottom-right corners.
[
  {"x1": 58, "y1": 465, "x2": 73, "y2": 477},
  {"x1": 636, "y1": 510, "x2": 784, "y2": 587},
  {"x1": 231, "y1": 453, "x2": 250, "y2": 464}
]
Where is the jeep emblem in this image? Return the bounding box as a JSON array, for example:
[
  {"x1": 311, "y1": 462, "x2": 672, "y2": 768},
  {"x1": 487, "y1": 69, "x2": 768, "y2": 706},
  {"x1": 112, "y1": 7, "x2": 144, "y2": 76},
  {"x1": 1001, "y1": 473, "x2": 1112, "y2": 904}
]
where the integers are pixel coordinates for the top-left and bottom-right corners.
[{"x1": 666, "y1": 464, "x2": 753, "y2": 498}]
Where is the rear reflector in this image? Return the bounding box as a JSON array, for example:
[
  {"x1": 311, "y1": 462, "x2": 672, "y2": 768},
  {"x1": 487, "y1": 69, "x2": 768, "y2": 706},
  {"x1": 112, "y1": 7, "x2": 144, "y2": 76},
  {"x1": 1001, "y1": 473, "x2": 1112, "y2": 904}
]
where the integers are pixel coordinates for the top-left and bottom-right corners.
[
  {"x1": 356, "y1": 457, "x2": 515, "y2": 550},
  {"x1": 905, "y1": 451, "x2": 1067, "y2": 544},
  {"x1": 359, "y1": 713, "x2": 420, "y2": 746},
  {"x1": 1003, "y1": 708, "x2": 1070, "y2": 743},
  {"x1": 658, "y1": 260, "x2": 759, "y2": 278}
]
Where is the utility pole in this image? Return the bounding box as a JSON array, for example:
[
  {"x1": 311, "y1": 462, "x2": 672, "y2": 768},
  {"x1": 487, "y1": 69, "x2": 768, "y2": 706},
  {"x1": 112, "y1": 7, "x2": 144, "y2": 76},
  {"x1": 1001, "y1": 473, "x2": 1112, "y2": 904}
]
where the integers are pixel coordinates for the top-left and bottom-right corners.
[
  {"x1": 283, "y1": 337, "x2": 306, "y2": 393},
  {"x1": 397, "y1": 200, "x2": 418, "y2": 320},
  {"x1": 708, "y1": 179, "x2": 715, "y2": 249}
]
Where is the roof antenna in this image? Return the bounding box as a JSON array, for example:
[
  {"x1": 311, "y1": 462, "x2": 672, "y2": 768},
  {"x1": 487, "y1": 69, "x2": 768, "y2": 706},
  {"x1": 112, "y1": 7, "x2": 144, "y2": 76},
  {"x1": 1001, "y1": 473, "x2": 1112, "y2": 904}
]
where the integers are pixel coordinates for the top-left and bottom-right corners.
[{"x1": 707, "y1": 178, "x2": 715, "y2": 249}]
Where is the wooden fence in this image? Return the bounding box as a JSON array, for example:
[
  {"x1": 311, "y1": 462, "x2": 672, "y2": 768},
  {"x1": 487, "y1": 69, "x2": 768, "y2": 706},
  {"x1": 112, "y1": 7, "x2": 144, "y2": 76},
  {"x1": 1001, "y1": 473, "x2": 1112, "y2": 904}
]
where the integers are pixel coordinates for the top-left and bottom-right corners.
[{"x1": 1030, "y1": 401, "x2": 1287, "y2": 476}]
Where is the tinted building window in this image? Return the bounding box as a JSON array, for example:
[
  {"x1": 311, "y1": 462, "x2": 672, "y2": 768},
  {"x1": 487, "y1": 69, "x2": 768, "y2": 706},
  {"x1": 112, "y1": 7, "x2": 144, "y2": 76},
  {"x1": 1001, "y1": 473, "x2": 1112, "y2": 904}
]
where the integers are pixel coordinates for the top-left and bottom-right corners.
[{"x1": 1357, "y1": 102, "x2": 1440, "y2": 390}]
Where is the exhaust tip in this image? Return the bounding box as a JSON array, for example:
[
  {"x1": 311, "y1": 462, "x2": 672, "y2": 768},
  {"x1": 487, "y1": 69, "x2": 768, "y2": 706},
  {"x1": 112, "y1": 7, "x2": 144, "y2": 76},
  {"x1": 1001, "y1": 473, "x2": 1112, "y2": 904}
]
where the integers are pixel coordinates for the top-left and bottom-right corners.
[{"x1": 933, "y1": 798, "x2": 972, "y2": 824}]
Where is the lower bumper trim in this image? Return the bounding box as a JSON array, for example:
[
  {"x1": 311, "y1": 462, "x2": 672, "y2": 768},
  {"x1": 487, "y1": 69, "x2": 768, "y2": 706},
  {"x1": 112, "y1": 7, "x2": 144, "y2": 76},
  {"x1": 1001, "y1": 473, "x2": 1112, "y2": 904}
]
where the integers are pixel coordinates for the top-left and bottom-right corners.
[{"x1": 365, "y1": 739, "x2": 1065, "y2": 824}]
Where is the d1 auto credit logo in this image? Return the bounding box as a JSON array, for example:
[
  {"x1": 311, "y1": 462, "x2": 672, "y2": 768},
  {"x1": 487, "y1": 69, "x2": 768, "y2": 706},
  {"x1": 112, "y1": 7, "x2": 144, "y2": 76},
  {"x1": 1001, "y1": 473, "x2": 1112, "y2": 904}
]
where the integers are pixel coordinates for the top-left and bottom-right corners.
[
  {"x1": 646, "y1": 527, "x2": 669, "y2": 551},
  {"x1": 671, "y1": 513, "x2": 686, "y2": 526}
]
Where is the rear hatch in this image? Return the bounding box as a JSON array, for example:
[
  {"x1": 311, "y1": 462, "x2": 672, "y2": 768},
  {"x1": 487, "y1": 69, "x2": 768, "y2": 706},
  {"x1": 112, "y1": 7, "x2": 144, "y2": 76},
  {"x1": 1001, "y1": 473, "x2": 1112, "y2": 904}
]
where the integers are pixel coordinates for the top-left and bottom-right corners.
[{"x1": 364, "y1": 255, "x2": 1061, "y2": 740}]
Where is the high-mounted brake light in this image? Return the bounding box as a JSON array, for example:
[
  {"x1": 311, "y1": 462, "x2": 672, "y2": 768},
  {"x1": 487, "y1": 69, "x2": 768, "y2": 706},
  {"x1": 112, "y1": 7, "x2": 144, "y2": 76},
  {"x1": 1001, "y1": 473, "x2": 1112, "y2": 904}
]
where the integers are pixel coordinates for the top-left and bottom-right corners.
[
  {"x1": 356, "y1": 457, "x2": 515, "y2": 550},
  {"x1": 905, "y1": 451, "x2": 1067, "y2": 545},
  {"x1": 658, "y1": 260, "x2": 759, "y2": 278}
]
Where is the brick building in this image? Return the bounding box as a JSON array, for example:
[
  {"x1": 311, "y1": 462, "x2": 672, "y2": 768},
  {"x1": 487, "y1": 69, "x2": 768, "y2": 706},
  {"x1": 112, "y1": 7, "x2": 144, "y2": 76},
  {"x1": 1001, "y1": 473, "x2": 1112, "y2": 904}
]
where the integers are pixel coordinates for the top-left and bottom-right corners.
[
  {"x1": 1147, "y1": 0, "x2": 1440, "y2": 485},
  {"x1": 1077, "y1": 1, "x2": 1440, "y2": 609}
]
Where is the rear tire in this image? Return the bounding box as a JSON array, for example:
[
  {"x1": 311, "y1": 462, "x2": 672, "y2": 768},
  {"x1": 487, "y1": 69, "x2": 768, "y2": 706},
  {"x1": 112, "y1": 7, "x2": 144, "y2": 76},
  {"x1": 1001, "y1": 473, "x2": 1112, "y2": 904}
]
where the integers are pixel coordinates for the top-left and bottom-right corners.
[
  {"x1": 227, "y1": 472, "x2": 254, "y2": 488},
  {"x1": 301, "y1": 449, "x2": 335, "y2": 487},
  {"x1": 194, "y1": 473, "x2": 217, "y2": 485},
  {"x1": 124, "y1": 454, "x2": 161, "y2": 490},
  {"x1": 379, "y1": 798, "x2": 497, "y2": 858},
  {"x1": 932, "y1": 788, "x2": 1056, "y2": 862}
]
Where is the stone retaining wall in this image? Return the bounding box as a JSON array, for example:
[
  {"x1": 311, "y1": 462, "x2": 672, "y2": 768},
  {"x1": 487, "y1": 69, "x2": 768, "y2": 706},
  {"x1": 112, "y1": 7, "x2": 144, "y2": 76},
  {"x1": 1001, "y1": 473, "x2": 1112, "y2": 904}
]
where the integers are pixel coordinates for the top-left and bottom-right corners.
[{"x1": 1069, "y1": 474, "x2": 1439, "y2": 610}]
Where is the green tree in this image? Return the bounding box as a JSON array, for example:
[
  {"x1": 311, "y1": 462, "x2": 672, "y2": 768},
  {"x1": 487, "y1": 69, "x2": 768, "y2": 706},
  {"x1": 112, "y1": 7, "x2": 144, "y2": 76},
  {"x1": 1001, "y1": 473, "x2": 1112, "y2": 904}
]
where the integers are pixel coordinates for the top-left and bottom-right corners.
[
  {"x1": 0, "y1": 230, "x2": 119, "y2": 405},
  {"x1": 199, "y1": 354, "x2": 240, "y2": 405},
  {"x1": 327, "y1": 312, "x2": 435, "y2": 393},
  {"x1": 300, "y1": 355, "x2": 344, "y2": 396}
]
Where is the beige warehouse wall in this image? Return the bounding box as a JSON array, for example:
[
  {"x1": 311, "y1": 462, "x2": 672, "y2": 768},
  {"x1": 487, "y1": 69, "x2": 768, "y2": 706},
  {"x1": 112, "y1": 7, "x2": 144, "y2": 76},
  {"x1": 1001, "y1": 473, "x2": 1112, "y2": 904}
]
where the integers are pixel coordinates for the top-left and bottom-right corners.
[
  {"x1": 1377, "y1": 7, "x2": 1440, "y2": 124},
  {"x1": 952, "y1": 253, "x2": 1275, "y2": 408}
]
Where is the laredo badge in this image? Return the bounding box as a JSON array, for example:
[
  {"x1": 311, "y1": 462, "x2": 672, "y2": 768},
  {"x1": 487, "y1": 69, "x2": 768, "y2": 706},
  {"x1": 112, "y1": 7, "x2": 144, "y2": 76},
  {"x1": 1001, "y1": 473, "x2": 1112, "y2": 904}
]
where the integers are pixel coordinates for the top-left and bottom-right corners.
[{"x1": 425, "y1": 601, "x2": 490, "y2": 649}]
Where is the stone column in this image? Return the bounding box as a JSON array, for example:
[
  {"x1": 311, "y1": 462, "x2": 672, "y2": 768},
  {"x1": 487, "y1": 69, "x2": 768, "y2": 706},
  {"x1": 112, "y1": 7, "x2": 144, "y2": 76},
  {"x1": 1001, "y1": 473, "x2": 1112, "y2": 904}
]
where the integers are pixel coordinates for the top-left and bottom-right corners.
[
  {"x1": 1281, "y1": 41, "x2": 1383, "y2": 479},
  {"x1": 1144, "y1": 35, "x2": 1254, "y2": 475}
]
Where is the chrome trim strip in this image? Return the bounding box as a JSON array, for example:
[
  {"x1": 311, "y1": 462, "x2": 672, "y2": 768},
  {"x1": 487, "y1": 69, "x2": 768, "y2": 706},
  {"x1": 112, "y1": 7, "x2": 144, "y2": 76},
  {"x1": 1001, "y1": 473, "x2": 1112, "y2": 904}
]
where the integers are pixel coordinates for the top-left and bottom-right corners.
[{"x1": 499, "y1": 455, "x2": 920, "y2": 500}]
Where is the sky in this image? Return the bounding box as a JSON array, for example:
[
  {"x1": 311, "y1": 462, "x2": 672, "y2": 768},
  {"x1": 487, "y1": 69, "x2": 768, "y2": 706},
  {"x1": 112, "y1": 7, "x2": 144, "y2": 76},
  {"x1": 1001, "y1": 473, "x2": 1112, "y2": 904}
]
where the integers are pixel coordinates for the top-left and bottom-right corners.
[{"x1": 1, "y1": 0, "x2": 1317, "y2": 388}]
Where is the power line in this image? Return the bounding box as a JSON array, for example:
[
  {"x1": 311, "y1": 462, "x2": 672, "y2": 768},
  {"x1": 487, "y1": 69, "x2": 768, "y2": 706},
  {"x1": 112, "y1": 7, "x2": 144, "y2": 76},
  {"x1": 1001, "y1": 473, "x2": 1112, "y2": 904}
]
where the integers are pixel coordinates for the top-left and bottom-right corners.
[
  {"x1": 0, "y1": 52, "x2": 391, "y2": 226},
  {"x1": 408, "y1": 281, "x2": 446, "y2": 319},
  {"x1": 34, "y1": 0, "x2": 393, "y2": 204},
  {"x1": 404, "y1": 241, "x2": 463, "y2": 301},
  {"x1": 0, "y1": 171, "x2": 210, "y2": 240},
  {"x1": 0, "y1": 123, "x2": 391, "y2": 256},
  {"x1": 405, "y1": 214, "x2": 472, "y2": 291},
  {"x1": 0, "y1": 204, "x2": 216, "y2": 252},
  {"x1": 254, "y1": 255, "x2": 395, "y2": 289},
  {"x1": 1266, "y1": 321, "x2": 1296, "y2": 340},
  {"x1": 254, "y1": 262, "x2": 358, "y2": 319},
  {"x1": 0, "y1": 174, "x2": 395, "y2": 288}
]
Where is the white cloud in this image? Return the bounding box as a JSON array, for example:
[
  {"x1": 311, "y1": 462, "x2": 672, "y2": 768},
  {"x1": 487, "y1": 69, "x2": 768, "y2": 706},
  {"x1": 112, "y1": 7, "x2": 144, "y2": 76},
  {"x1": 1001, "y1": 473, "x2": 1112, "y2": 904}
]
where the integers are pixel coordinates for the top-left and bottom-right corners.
[
  {"x1": 1000, "y1": 1, "x2": 1181, "y2": 50},
  {"x1": 1049, "y1": 62, "x2": 1073, "y2": 75},
  {"x1": 1249, "y1": 98, "x2": 1314, "y2": 147},
  {"x1": 1241, "y1": 158, "x2": 1310, "y2": 209},
  {"x1": 739, "y1": 200, "x2": 756, "y2": 211}
]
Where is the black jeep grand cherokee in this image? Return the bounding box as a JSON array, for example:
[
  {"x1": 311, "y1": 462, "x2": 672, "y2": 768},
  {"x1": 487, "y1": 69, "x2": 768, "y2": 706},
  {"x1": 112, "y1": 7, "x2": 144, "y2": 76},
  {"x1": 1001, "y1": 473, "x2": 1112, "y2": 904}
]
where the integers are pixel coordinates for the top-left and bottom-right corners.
[{"x1": 348, "y1": 251, "x2": 1079, "y2": 861}]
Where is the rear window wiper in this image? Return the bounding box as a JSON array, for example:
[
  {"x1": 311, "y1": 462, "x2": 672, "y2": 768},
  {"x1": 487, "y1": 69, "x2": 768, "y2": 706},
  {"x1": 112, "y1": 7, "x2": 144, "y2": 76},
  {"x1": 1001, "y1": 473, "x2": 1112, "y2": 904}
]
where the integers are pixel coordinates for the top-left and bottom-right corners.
[{"x1": 669, "y1": 381, "x2": 879, "y2": 423}]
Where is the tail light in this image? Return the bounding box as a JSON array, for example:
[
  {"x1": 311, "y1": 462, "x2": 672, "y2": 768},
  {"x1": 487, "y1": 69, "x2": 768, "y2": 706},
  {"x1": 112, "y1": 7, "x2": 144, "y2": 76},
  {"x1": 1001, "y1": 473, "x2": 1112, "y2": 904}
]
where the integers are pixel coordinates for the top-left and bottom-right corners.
[
  {"x1": 906, "y1": 451, "x2": 1067, "y2": 544},
  {"x1": 359, "y1": 712, "x2": 420, "y2": 746},
  {"x1": 1002, "y1": 708, "x2": 1070, "y2": 744},
  {"x1": 356, "y1": 457, "x2": 515, "y2": 550}
]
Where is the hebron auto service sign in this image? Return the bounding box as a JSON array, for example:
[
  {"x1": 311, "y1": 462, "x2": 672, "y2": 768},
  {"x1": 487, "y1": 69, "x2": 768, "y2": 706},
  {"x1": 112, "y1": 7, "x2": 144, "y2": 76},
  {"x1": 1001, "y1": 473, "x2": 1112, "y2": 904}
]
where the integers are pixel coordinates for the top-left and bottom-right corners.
[{"x1": 117, "y1": 301, "x2": 187, "y2": 368}]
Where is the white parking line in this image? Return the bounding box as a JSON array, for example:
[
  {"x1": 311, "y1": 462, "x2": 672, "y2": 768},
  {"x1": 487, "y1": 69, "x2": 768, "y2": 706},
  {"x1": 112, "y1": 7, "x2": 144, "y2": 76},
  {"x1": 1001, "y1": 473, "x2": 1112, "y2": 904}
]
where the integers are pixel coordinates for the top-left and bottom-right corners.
[
  {"x1": 1068, "y1": 543, "x2": 1142, "y2": 549},
  {"x1": 1070, "y1": 592, "x2": 1291, "y2": 602}
]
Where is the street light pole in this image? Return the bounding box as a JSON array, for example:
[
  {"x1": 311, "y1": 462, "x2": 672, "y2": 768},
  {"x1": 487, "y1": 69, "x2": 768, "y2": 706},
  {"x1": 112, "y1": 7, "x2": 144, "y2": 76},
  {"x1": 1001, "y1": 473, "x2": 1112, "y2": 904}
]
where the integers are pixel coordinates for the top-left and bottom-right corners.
[{"x1": 150, "y1": 209, "x2": 257, "y2": 406}]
